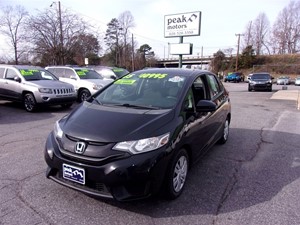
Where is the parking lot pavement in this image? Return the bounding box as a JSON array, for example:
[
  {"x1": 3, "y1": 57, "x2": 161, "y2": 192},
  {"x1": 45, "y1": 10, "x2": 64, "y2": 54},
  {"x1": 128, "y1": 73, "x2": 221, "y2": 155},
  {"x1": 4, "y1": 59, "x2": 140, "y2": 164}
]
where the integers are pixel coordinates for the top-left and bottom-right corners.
[{"x1": 271, "y1": 90, "x2": 300, "y2": 109}]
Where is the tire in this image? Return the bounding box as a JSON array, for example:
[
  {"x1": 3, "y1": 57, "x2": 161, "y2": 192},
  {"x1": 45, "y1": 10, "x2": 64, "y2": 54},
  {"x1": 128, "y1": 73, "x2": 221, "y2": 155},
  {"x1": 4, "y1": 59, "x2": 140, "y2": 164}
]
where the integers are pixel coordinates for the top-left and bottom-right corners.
[
  {"x1": 164, "y1": 148, "x2": 189, "y2": 200},
  {"x1": 78, "y1": 89, "x2": 91, "y2": 102},
  {"x1": 217, "y1": 118, "x2": 229, "y2": 144},
  {"x1": 248, "y1": 86, "x2": 252, "y2": 92},
  {"x1": 23, "y1": 93, "x2": 37, "y2": 112}
]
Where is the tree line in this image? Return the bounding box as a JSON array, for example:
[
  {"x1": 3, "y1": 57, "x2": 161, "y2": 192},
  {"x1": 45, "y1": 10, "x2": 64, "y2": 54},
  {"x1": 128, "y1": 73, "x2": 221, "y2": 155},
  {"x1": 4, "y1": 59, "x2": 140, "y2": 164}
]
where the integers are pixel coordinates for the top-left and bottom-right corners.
[
  {"x1": 211, "y1": 0, "x2": 300, "y2": 74},
  {"x1": 0, "y1": 4, "x2": 157, "y2": 71}
]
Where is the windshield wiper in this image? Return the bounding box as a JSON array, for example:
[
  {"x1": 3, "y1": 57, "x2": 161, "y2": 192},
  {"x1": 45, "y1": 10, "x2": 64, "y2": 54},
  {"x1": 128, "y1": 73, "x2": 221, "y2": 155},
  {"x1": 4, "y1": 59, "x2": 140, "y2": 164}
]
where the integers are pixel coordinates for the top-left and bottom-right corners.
[{"x1": 115, "y1": 103, "x2": 160, "y2": 110}]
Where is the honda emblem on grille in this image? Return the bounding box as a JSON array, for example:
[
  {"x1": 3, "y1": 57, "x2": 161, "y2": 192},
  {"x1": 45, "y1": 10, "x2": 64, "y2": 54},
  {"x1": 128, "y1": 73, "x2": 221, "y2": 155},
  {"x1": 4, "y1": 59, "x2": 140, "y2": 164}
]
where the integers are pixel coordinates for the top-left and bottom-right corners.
[{"x1": 75, "y1": 142, "x2": 86, "y2": 154}]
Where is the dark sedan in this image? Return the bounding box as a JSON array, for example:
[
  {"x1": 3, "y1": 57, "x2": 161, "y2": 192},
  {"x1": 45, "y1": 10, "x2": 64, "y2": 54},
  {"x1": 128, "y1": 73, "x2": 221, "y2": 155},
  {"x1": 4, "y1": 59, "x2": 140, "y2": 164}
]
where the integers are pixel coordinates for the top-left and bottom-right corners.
[
  {"x1": 248, "y1": 72, "x2": 273, "y2": 92},
  {"x1": 44, "y1": 68, "x2": 231, "y2": 201}
]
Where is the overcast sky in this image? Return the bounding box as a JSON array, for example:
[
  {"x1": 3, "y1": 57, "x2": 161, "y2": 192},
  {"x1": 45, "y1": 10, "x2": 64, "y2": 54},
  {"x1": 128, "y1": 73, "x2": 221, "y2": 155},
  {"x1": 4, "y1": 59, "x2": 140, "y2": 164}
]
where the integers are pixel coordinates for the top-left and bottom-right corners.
[{"x1": 0, "y1": 0, "x2": 291, "y2": 59}]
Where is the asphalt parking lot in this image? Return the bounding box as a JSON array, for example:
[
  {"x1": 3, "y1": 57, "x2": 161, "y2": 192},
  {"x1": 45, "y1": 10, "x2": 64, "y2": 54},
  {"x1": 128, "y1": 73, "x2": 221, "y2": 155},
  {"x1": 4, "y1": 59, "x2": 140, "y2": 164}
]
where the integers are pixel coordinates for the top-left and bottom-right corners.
[{"x1": 0, "y1": 82, "x2": 300, "y2": 225}]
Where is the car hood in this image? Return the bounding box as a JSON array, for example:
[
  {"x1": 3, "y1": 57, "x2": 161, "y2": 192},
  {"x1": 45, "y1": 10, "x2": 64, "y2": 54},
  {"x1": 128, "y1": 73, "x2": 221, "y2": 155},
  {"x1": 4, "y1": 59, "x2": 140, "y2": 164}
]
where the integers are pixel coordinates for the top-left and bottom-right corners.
[
  {"x1": 62, "y1": 101, "x2": 174, "y2": 142},
  {"x1": 25, "y1": 80, "x2": 74, "y2": 88}
]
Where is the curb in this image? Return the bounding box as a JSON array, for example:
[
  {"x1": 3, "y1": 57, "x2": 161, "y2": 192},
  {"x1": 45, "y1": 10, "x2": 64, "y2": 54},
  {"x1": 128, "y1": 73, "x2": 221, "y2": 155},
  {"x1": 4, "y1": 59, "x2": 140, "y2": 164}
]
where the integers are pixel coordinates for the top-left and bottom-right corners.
[{"x1": 271, "y1": 90, "x2": 300, "y2": 110}]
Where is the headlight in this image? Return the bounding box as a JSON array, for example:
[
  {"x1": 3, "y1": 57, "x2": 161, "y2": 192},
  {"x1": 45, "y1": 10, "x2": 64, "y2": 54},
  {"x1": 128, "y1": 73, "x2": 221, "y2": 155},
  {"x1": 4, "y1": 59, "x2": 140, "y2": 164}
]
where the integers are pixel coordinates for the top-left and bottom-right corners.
[
  {"x1": 39, "y1": 88, "x2": 53, "y2": 93},
  {"x1": 54, "y1": 120, "x2": 63, "y2": 140},
  {"x1": 93, "y1": 84, "x2": 103, "y2": 90},
  {"x1": 113, "y1": 133, "x2": 170, "y2": 154}
]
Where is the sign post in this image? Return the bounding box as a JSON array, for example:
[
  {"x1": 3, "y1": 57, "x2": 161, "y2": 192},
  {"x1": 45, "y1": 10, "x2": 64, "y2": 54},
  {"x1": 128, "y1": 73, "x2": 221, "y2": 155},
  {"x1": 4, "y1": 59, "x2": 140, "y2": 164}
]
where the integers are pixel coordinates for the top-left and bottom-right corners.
[{"x1": 164, "y1": 11, "x2": 201, "y2": 68}]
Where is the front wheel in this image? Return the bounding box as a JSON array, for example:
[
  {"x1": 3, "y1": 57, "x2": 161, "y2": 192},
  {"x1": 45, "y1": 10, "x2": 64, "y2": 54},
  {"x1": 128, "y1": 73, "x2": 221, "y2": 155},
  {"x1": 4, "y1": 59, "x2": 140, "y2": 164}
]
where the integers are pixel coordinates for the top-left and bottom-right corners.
[
  {"x1": 164, "y1": 148, "x2": 189, "y2": 200},
  {"x1": 78, "y1": 89, "x2": 91, "y2": 102},
  {"x1": 23, "y1": 93, "x2": 37, "y2": 112}
]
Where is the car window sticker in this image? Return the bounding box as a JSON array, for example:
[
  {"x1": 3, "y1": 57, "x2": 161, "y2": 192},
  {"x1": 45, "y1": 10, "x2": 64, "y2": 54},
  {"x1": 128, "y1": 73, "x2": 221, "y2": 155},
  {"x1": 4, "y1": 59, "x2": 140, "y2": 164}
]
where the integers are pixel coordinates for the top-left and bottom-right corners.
[
  {"x1": 76, "y1": 69, "x2": 88, "y2": 76},
  {"x1": 20, "y1": 69, "x2": 39, "y2": 76},
  {"x1": 168, "y1": 76, "x2": 185, "y2": 82},
  {"x1": 114, "y1": 79, "x2": 136, "y2": 85}
]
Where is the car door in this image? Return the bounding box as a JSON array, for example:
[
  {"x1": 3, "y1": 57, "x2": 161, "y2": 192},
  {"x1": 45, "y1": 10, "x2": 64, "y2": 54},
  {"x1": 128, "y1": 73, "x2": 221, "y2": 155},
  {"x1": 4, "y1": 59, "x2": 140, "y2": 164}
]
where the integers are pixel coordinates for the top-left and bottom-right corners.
[
  {"x1": 204, "y1": 73, "x2": 228, "y2": 143},
  {"x1": 0, "y1": 67, "x2": 6, "y2": 97},
  {"x1": 179, "y1": 74, "x2": 215, "y2": 159},
  {"x1": 1, "y1": 68, "x2": 22, "y2": 100}
]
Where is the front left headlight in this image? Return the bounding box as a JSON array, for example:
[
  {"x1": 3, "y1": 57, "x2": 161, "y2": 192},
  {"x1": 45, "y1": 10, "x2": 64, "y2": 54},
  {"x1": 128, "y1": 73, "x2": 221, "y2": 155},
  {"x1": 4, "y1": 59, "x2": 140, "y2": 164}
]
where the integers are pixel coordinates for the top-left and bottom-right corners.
[
  {"x1": 93, "y1": 84, "x2": 104, "y2": 90},
  {"x1": 113, "y1": 133, "x2": 170, "y2": 154},
  {"x1": 39, "y1": 88, "x2": 53, "y2": 94},
  {"x1": 54, "y1": 120, "x2": 63, "y2": 140}
]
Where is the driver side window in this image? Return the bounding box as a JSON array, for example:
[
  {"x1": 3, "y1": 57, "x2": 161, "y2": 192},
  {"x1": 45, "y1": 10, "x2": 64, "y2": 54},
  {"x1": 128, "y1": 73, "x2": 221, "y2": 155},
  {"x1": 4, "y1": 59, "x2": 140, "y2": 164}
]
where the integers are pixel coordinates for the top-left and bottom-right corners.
[{"x1": 5, "y1": 69, "x2": 18, "y2": 80}]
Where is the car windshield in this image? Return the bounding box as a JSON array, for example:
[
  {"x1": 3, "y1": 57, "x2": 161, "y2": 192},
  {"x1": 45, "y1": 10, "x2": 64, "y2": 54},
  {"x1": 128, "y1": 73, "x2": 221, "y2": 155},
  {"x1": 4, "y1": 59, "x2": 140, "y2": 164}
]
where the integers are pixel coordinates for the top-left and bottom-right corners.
[
  {"x1": 19, "y1": 69, "x2": 58, "y2": 81},
  {"x1": 93, "y1": 71, "x2": 187, "y2": 109},
  {"x1": 75, "y1": 69, "x2": 103, "y2": 79},
  {"x1": 252, "y1": 74, "x2": 270, "y2": 80}
]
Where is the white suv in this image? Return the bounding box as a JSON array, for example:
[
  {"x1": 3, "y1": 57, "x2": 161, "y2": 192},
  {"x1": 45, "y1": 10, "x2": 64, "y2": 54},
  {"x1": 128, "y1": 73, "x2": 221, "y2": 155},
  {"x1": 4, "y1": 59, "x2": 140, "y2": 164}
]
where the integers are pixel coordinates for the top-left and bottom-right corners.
[
  {"x1": 0, "y1": 65, "x2": 76, "y2": 112},
  {"x1": 45, "y1": 66, "x2": 112, "y2": 102}
]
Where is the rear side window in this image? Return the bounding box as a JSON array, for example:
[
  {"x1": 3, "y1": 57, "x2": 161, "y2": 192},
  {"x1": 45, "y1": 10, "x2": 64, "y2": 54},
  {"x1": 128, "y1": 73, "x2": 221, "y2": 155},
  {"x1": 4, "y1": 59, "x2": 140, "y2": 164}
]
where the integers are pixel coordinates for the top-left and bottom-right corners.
[
  {"x1": 0, "y1": 68, "x2": 5, "y2": 78},
  {"x1": 5, "y1": 68, "x2": 18, "y2": 80}
]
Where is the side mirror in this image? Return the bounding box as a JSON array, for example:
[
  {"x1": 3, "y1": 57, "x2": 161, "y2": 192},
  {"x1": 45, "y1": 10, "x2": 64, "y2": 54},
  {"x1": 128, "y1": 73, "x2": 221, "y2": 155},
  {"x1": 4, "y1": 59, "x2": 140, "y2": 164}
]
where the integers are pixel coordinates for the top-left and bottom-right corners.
[
  {"x1": 14, "y1": 76, "x2": 21, "y2": 83},
  {"x1": 196, "y1": 100, "x2": 217, "y2": 112}
]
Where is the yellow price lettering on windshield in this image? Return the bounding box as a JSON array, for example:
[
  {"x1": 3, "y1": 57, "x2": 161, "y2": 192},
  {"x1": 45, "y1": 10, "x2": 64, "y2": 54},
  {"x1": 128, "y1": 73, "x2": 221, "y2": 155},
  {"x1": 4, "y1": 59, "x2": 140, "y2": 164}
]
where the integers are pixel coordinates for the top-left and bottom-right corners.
[
  {"x1": 139, "y1": 73, "x2": 167, "y2": 79},
  {"x1": 115, "y1": 79, "x2": 136, "y2": 85},
  {"x1": 123, "y1": 74, "x2": 134, "y2": 79}
]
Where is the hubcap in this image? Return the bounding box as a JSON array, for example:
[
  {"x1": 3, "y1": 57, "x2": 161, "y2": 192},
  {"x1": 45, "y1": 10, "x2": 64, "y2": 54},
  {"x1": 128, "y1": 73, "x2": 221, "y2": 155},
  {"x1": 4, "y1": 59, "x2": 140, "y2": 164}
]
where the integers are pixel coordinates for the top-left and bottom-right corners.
[
  {"x1": 24, "y1": 95, "x2": 35, "y2": 111},
  {"x1": 223, "y1": 120, "x2": 229, "y2": 140},
  {"x1": 173, "y1": 155, "x2": 188, "y2": 193}
]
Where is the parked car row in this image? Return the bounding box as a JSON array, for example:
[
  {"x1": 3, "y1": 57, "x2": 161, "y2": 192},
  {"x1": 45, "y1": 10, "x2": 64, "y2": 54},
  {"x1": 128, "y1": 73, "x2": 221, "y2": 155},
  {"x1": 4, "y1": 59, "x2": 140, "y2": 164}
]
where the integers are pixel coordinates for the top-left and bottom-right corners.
[{"x1": 0, "y1": 65, "x2": 129, "y2": 112}]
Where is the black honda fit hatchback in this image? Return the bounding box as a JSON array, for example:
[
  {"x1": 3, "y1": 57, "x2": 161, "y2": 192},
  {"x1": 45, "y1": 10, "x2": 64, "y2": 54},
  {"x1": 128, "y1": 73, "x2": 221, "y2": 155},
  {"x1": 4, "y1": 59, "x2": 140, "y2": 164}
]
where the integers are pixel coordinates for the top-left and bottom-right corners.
[{"x1": 45, "y1": 68, "x2": 231, "y2": 201}]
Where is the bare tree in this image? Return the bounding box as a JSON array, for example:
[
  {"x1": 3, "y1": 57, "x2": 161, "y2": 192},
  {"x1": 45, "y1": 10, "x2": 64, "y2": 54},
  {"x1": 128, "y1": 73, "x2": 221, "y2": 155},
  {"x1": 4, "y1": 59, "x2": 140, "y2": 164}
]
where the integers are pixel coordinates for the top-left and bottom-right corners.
[
  {"x1": 243, "y1": 13, "x2": 270, "y2": 55},
  {"x1": 272, "y1": 0, "x2": 300, "y2": 54},
  {"x1": 28, "y1": 7, "x2": 90, "y2": 65},
  {"x1": 0, "y1": 5, "x2": 29, "y2": 64},
  {"x1": 118, "y1": 11, "x2": 135, "y2": 68}
]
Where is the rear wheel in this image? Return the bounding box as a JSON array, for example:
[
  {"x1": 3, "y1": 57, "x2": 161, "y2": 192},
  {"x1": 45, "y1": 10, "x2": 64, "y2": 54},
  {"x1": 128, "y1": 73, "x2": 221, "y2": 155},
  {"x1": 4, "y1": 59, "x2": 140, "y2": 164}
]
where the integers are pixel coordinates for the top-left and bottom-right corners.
[
  {"x1": 23, "y1": 93, "x2": 37, "y2": 112},
  {"x1": 164, "y1": 148, "x2": 189, "y2": 200},
  {"x1": 218, "y1": 118, "x2": 229, "y2": 144}
]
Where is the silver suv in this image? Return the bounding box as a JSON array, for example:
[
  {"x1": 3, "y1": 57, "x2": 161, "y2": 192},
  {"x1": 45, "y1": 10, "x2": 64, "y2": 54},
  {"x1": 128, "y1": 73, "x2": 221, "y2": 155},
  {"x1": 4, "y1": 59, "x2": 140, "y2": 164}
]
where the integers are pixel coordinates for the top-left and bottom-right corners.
[
  {"x1": 0, "y1": 65, "x2": 76, "y2": 112},
  {"x1": 45, "y1": 66, "x2": 112, "y2": 102}
]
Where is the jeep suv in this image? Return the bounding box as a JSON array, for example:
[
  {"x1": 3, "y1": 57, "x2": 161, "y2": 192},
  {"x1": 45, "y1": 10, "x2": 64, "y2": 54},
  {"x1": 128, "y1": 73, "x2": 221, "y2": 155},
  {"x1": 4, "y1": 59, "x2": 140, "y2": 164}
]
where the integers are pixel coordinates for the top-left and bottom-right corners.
[
  {"x1": 45, "y1": 66, "x2": 112, "y2": 102},
  {"x1": 0, "y1": 65, "x2": 76, "y2": 112}
]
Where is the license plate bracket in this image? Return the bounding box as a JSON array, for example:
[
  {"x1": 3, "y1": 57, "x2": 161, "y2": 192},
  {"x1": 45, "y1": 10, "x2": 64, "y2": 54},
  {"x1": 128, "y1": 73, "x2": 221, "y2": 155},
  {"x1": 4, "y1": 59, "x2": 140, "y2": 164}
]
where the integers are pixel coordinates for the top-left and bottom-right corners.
[{"x1": 63, "y1": 164, "x2": 85, "y2": 185}]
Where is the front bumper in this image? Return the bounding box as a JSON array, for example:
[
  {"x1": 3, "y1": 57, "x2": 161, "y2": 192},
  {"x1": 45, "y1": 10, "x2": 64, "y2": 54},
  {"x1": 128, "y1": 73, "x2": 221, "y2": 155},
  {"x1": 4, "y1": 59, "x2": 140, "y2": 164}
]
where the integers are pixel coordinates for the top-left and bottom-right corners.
[
  {"x1": 249, "y1": 82, "x2": 272, "y2": 90},
  {"x1": 44, "y1": 132, "x2": 170, "y2": 201}
]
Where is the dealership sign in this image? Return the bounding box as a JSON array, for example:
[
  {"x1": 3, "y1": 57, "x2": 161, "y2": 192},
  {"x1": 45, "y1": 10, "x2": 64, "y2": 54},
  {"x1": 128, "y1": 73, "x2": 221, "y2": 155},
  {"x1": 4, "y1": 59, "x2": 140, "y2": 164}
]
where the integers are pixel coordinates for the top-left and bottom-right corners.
[{"x1": 164, "y1": 11, "x2": 201, "y2": 38}]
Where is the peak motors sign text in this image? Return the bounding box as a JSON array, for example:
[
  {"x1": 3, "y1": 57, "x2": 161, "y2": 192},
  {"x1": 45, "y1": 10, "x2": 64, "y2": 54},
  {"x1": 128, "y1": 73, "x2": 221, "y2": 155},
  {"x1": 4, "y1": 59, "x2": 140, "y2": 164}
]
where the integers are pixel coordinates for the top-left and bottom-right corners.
[{"x1": 164, "y1": 11, "x2": 201, "y2": 38}]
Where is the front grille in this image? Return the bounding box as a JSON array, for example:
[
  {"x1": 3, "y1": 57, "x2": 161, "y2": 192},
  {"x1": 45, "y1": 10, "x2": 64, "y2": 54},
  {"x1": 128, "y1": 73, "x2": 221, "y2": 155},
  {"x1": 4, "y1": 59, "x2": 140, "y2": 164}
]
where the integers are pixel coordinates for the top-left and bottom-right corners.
[
  {"x1": 53, "y1": 88, "x2": 74, "y2": 95},
  {"x1": 50, "y1": 172, "x2": 113, "y2": 198}
]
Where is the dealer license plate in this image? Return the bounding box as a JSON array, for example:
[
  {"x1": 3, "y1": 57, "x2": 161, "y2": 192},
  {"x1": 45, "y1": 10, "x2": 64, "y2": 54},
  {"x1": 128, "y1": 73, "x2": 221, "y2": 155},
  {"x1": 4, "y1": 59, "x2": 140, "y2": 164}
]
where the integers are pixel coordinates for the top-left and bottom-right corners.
[{"x1": 63, "y1": 164, "x2": 85, "y2": 185}]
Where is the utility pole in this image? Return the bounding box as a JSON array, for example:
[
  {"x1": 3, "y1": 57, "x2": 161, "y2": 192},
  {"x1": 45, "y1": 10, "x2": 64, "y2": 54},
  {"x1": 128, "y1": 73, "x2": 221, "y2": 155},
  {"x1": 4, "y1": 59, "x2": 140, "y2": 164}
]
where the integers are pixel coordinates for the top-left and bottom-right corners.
[
  {"x1": 50, "y1": 1, "x2": 64, "y2": 65},
  {"x1": 235, "y1": 33, "x2": 244, "y2": 71},
  {"x1": 58, "y1": 1, "x2": 64, "y2": 65}
]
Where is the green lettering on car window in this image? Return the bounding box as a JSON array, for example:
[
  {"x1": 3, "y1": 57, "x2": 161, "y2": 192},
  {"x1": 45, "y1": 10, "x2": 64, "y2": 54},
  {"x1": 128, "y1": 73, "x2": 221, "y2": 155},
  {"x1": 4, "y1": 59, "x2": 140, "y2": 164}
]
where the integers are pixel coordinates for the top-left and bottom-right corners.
[
  {"x1": 20, "y1": 69, "x2": 39, "y2": 76},
  {"x1": 139, "y1": 73, "x2": 167, "y2": 79},
  {"x1": 77, "y1": 71, "x2": 86, "y2": 76},
  {"x1": 114, "y1": 79, "x2": 136, "y2": 85}
]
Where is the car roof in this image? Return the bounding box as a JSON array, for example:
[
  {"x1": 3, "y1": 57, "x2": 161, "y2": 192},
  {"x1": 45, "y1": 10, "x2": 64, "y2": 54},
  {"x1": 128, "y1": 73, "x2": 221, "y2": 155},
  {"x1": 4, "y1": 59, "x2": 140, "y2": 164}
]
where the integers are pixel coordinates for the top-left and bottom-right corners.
[
  {"x1": 0, "y1": 65, "x2": 44, "y2": 70},
  {"x1": 132, "y1": 68, "x2": 211, "y2": 79}
]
